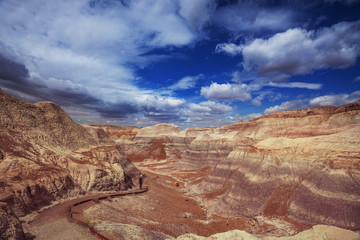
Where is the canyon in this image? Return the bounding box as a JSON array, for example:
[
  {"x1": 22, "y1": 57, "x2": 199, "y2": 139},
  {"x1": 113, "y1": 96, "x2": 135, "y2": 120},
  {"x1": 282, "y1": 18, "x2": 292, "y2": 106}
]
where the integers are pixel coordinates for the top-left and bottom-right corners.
[
  {"x1": 0, "y1": 88, "x2": 360, "y2": 239},
  {"x1": 0, "y1": 89, "x2": 140, "y2": 239}
]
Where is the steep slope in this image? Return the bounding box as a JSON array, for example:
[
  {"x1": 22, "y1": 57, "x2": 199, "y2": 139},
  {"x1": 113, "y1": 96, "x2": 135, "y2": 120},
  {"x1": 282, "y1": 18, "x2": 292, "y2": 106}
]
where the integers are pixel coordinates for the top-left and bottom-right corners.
[{"x1": 0, "y1": 89, "x2": 140, "y2": 239}]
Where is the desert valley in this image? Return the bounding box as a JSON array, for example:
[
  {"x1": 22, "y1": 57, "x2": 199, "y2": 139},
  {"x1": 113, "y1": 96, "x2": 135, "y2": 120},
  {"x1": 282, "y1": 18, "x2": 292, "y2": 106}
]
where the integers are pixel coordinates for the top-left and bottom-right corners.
[{"x1": 1, "y1": 88, "x2": 360, "y2": 239}]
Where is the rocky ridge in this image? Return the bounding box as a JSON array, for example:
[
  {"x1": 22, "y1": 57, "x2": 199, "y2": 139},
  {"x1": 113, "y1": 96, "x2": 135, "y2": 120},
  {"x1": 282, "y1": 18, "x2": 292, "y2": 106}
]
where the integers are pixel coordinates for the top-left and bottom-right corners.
[
  {"x1": 0, "y1": 89, "x2": 140, "y2": 239},
  {"x1": 105, "y1": 101, "x2": 360, "y2": 233}
]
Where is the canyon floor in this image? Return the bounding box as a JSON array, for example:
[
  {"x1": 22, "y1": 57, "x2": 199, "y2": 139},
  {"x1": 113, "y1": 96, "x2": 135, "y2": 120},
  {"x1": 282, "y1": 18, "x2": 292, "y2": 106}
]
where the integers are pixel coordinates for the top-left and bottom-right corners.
[{"x1": 24, "y1": 161, "x2": 312, "y2": 240}]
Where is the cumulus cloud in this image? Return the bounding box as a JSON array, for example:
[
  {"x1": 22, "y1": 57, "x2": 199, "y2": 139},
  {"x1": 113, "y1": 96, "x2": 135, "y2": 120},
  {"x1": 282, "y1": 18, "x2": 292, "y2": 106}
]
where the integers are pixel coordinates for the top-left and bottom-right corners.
[
  {"x1": 0, "y1": 0, "x2": 200, "y2": 103},
  {"x1": 200, "y1": 77, "x2": 321, "y2": 104},
  {"x1": 200, "y1": 83, "x2": 252, "y2": 101},
  {"x1": 182, "y1": 100, "x2": 234, "y2": 127},
  {"x1": 0, "y1": 0, "x2": 212, "y2": 126},
  {"x1": 216, "y1": 20, "x2": 360, "y2": 77},
  {"x1": 170, "y1": 74, "x2": 204, "y2": 90},
  {"x1": 264, "y1": 90, "x2": 360, "y2": 115},
  {"x1": 195, "y1": 101, "x2": 233, "y2": 114},
  {"x1": 309, "y1": 91, "x2": 360, "y2": 107},
  {"x1": 137, "y1": 94, "x2": 186, "y2": 112},
  {"x1": 264, "y1": 99, "x2": 307, "y2": 114}
]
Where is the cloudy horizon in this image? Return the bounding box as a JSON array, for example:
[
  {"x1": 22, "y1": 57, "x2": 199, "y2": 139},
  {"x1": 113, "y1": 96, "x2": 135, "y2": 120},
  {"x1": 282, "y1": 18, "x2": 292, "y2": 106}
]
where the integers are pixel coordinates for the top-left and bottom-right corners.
[{"x1": 0, "y1": 0, "x2": 359, "y2": 129}]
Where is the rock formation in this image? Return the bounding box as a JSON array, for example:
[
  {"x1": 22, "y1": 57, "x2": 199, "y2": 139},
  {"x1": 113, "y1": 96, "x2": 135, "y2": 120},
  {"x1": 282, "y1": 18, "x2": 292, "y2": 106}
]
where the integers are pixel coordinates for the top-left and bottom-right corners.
[
  {"x1": 175, "y1": 225, "x2": 360, "y2": 240},
  {"x1": 1, "y1": 87, "x2": 359, "y2": 238},
  {"x1": 0, "y1": 89, "x2": 140, "y2": 239},
  {"x1": 190, "y1": 103, "x2": 360, "y2": 230},
  {"x1": 104, "y1": 101, "x2": 360, "y2": 233}
]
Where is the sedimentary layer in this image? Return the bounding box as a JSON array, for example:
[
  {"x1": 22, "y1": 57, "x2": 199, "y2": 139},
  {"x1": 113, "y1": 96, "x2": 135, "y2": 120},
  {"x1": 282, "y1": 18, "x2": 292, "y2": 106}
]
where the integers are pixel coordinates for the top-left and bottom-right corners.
[
  {"x1": 0, "y1": 89, "x2": 140, "y2": 239},
  {"x1": 106, "y1": 101, "x2": 360, "y2": 231}
]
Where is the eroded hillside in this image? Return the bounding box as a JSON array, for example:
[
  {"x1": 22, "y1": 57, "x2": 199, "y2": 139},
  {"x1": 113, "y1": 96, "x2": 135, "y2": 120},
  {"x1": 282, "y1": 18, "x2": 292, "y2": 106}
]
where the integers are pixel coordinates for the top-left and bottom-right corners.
[
  {"x1": 0, "y1": 89, "x2": 140, "y2": 239},
  {"x1": 1, "y1": 88, "x2": 359, "y2": 239},
  {"x1": 97, "y1": 102, "x2": 360, "y2": 236}
]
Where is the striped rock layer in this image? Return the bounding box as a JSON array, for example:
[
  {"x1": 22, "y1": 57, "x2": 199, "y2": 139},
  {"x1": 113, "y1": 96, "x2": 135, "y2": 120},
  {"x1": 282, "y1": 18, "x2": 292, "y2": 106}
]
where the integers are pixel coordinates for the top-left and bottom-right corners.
[
  {"x1": 112, "y1": 101, "x2": 360, "y2": 230},
  {"x1": 0, "y1": 88, "x2": 140, "y2": 240}
]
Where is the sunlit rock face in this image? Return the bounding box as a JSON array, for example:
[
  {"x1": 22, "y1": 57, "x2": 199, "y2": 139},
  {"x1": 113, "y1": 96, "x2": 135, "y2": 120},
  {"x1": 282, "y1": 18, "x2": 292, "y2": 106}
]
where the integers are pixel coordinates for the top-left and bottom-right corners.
[
  {"x1": 191, "y1": 103, "x2": 360, "y2": 230},
  {"x1": 107, "y1": 101, "x2": 360, "y2": 231},
  {"x1": 0, "y1": 89, "x2": 139, "y2": 221},
  {"x1": 175, "y1": 225, "x2": 360, "y2": 240}
]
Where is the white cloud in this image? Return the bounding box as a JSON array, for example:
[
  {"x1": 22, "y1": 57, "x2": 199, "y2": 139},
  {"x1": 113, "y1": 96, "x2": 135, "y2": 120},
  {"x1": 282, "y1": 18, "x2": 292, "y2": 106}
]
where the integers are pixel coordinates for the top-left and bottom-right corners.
[
  {"x1": 252, "y1": 94, "x2": 265, "y2": 106},
  {"x1": 200, "y1": 83, "x2": 252, "y2": 101},
  {"x1": 264, "y1": 99, "x2": 306, "y2": 114},
  {"x1": 215, "y1": 43, "x2": 243, "y2": 56},
  {"x1": 0, "y1": 0, "x2": 199, "y2": 104},
  {"x1": 130, "y1": 0, "x2": 194, "y2": 47},
  {"x1": 187, "y1": 101, "x2": 232, "y2": 115},
  {"x1": 264, "y1": 90, "x2": 360, "y2": 115},
  {"x1": 267, "y1": 82, "x2": 322, "y2": 90},
  {"x1": 309, "y1": 91, "x2": 360, "y2": 107},
  {"x1": 136, "y1": 94, "x2": 186, "y2": 112},
  {"x1": 354, "y1": 76, "x2": 360, "y2": 82},
  {"x1": 239, "y1": 113, "x2": 263, "y2": 121},
  {"x1": 216, "y1": 20, "x2": 360, "y2": 77},
  {"x1": 214, "y1": 2, "x2": 295, "y2": 33},
  {"x1": 181, "y1": 100, "x2": 234, "y2": 128},
  {"x1": 200, "y1": 77, "x2": 321, "y2": 104},
  {"x1": 198, "y1": 101, "x2": 233, "y2": 114},
  {"x1": 170, "y1": 74, "x2": 204, "y2": 90},
  {"x1": 179, "y1": 0, "x2": 216, "y2": 33}
]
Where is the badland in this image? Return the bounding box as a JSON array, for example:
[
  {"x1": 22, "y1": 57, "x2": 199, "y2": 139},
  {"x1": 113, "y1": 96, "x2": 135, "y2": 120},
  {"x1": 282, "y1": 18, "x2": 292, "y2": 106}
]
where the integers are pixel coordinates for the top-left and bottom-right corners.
[{"x1": 1, "y1": 88, "x2": 359, "y2": 239}]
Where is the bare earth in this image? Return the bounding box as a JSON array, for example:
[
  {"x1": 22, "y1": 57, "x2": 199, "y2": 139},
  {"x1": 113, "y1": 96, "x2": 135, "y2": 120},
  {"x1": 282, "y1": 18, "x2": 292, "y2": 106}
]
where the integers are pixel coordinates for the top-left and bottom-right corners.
[
  {"x1": 23, "y1": 164, "x2": 360, "y2": 240},
  {"x1": 23, "y1": 189, "x2": 147, "y2": 240},
  {"x1": 74, "y1": 165, "x2": 310, "y2": 239}
]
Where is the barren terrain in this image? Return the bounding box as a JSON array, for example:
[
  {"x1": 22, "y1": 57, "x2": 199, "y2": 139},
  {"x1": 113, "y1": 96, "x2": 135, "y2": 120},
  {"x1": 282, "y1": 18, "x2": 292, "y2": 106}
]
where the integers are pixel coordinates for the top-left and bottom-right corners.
[
  {"x1": 78, "y1": 165, "x2": 311, "y2": 239},
  {"x1": 1, "y1": 88, "x2": 360, "y2": 239}
]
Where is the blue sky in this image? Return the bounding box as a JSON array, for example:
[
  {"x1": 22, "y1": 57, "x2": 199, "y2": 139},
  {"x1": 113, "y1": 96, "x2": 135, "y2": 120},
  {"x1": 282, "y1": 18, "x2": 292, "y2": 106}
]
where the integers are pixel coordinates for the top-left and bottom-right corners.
[{"x1": 0, "y1": 0, "x2": 359, "y2": 129}]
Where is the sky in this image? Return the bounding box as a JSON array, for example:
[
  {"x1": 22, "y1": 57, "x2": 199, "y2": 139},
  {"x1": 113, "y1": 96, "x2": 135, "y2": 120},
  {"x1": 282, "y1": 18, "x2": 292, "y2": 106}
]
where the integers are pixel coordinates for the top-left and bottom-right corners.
[{"x1": 0, "y1": 0, "x2": 360, "y2": 129}]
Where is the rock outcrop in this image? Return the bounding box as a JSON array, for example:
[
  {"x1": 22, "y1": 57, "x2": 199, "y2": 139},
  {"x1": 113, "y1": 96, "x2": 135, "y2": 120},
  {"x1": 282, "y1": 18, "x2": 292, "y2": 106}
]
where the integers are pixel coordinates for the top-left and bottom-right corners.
[
  {"x1": 175, "y1": 225, "x2": 360, "y2": 240},
  {"x1": 190, "y1": 102, "x2": 360, "y2": 230},
  {"x1": 0, "y1": 89, "x2": 140, "y2": 239},
  {"x1": 103, "y1": 101, "x2": 360, "y2": 233},
  {"x1": 0, "y1": 203, "x2": 26, "y2": 240}
]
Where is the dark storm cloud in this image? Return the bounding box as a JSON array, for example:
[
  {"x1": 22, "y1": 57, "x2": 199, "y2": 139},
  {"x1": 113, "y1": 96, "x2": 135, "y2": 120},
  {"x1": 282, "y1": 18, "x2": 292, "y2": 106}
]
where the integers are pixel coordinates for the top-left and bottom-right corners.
[
  {"x1": 0, "y1": 54, "x2": 29, "y2": 84},
  {"x1": 143, "y1": 112, "x2": 182, "y2": 123},
  {"x1": 0, "y1": 52, "x2": 140, "y2": 119},
  {"x1": 92, "y1": 101, "x2": 139, "y2": 119},
  {"x1": 0, "y1": 52, "x2": 45, "y2": 98},
  {"x1": 47, "y1": 88, "x2": 100, "y2": 107}
]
